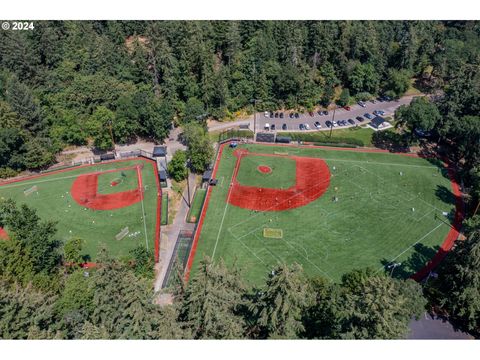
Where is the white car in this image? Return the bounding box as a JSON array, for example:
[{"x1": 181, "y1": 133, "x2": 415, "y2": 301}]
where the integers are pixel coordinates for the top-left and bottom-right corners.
[
  {"x1": 304, "y1": 123, "x2": 310, "y2": 130},
  {"x1": 264, "y1": 111, "x2": 269, "y2": 117},
  {"x1": 332, "y1": 121, "x2": 338, "y2": 127},
  {"x1": 264, "y1": 123, "x2": 270, "y2": 130},
  {"x1": 358, "y1": 101, "x2": 367, "y2": 108}
]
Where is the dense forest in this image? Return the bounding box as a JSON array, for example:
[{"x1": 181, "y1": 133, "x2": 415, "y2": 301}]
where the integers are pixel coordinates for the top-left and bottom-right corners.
[
  {"x1": 0, "y1": 21, "x2": 479, "y2": 175},
  {"x1": 0, "y1": 20, "x2": 480, "y2": 339}
]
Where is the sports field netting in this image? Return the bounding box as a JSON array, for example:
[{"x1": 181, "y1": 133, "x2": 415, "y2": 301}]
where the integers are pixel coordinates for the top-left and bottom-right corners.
[
  {"x1": 190, "y1": 143, "x2": 458, "y2": 284},
  {"x1": 0, "y1": 159, "x2": 159, "y2": 261}
]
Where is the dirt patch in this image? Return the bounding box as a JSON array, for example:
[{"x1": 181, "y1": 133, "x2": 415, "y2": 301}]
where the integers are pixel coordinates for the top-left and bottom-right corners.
[
  {"x1": 228, "y1": 149, "x2": 331, "y2": 211},
  {"x1": 70, "y1": 165, "x2": 143, "y2": 211},
  {"x1": 257, "y1": 165, "x2": 272, "y2": 174}
]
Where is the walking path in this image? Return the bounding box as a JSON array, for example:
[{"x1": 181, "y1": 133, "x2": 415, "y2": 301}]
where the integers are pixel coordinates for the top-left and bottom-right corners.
[{"x1": 154, "y1": 171, "x2": 196, "y2": 292}]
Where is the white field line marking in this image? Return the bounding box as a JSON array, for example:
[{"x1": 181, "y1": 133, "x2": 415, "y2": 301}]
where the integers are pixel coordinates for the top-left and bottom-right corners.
[
  {"x1": 376, "y1": 222, "x2": 445, "y2": 272},
  {"x1": 212, "y1": 154, "x2": 242, "y2": 260},
  {"x1": 136, "y1": 166, "x2": 149, "y2": 251},
  {"x1": 320, "y1": 158, "x2": 439, "y2": 169},
  {"x1": 0, "y1": 173, "x2": 82, "y2": 189}
]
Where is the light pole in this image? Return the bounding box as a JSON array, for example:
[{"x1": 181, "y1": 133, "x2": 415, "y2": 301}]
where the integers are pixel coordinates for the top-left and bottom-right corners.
[
  {"x1": 186, "y1": 158, "x2": 191, "y2": 208},
  {"x1": 251, "y1": 99, "x2": 262, "y2": 135},
  {"x1": 329, "y1": 106, "x2": 336, "y2": 138}
]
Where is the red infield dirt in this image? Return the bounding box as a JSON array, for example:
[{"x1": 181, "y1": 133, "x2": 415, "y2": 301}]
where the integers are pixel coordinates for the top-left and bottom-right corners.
[
  {"x1": 228, "y1": 149, "x2": 331, "y2": 211},
  {"x1": 0, "y1": 158, "x2": 162, "y2": 263},
  {"x1": 185, "y1": 141, "x2": 465, "y2": 282},
  {"x1": 70, "y1": 165, "x2": 143, "y2": 211},
  {"x1": 257, "y1": 165, "x2": 272, "y2": 174}
]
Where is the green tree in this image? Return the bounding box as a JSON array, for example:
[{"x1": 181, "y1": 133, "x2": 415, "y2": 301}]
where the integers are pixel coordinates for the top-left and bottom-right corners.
[
  {"x1": 395, "y1": 96, "x2": 441, "y2": 135},
  {"x1": 337, "y1": 88, "x2": 350, "y2": 107},
  {"x1": 384, "y1": 69, "x2": 411, "y2": 98},
  {"x1": 434, "y1": 232, "x2": 480, "y2": 335},
  {"x1": 63, "y1": 238, "x2": 84, "y2": 265},
  {"x1": 179, "y1": 257, "x2": 247, "y2": 339},
  {"x1": 86, "y1": 106, "x2": 115, "y2": 151},
  {"x1": 184, "y1": 97, "x2": 206, "y2": 123},
  {"x1": 252, "y1": 263, "x2": 312, "y2": 339},
  {"x1": 334, "y1": 270, "x2": 426, "y2": 339},
  {"x1": 182, "y1": 123, "x2": 214, "y2": 173},
  {"x1": 167, "y1": 150, "x2": 188, "y2": 182}
]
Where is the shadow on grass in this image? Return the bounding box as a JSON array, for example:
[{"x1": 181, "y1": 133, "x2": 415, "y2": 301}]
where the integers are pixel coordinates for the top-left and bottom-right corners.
[
  {"x1": 381, "y1": 243, "x2": 440, "y2": 279},
  {"x1": 372, "y1": 131, "x2": 410, "y2": 153},
  {"x1": 435, "y1": 184, "x2": 457, "y2": 206}
]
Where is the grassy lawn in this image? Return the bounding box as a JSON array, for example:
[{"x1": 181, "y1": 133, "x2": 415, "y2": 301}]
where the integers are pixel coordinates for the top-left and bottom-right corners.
[
  {"x1": 161, "y1": 194, "x2": 169, "y2": 225},
  {"x1": 283, "y1": 126, "x2": 376, "y2": 147},
  {"x1": 191, "y1": 143, "x2": 456, "y2": 285},
  {"x1": 0, "y1": 159, "x2": 159, "y2": 261},
  {"x1": 236, "y1": 155, "x2": 297, "y2": 189},
  {"x1": 187, "y1": 188, "x2": 207, "y2": 223}
]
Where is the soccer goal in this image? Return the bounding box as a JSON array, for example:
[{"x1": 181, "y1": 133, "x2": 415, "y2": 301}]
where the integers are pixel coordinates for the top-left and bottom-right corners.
[
  {"x1": 115, "y1": 227, "x2": 129, "y2": 241},
  {"x1": 23, "y1": 185, "x2": 38, "y2": 196},
  {"x1": 263, "y1": 228, "x2": 283, "y2": 239}
]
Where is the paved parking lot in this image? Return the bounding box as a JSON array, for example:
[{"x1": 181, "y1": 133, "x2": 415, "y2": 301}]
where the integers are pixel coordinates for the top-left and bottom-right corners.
[{"x1": 255, "y1": 96, "x2": 415, "y2": 133}]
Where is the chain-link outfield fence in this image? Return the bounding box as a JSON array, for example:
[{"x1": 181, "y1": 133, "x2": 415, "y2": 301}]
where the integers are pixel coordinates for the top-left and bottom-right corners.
[
  {"x1": 218, "y1": 129, "x2": 254, "y2": 143},
  {"x1": 162, "y1": 230, "x2": 194, "y2": 288}
]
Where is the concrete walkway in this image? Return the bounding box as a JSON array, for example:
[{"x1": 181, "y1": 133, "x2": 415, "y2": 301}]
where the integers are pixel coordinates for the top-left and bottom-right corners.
[{"x1": 154, "y1": 171, "x2": 196, "y2": 291}]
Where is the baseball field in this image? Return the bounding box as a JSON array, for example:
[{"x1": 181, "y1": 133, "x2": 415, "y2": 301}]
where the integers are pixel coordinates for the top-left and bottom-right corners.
[
  {"x1": 0, "y1": 158, "x2": 160, "y2": 262},
  {"x1": 187, "y1": 142, "x2": 463, "y2": 284}
]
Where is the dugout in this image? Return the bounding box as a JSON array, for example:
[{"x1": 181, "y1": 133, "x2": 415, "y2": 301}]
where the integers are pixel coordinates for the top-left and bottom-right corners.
[
  {"x1": 256, "y1": 132, "x2": 275, "y2": 143},
  {"x1": 276, "y1": 136, "x2": 291, "y2": 144},
  {"x1": 202, "y1": 170, "x2": 212, "y2": 183},
  {"x1": 153, "y1": 146, "x2": 167, "y2": 157},
  {"x1": 158, "y1": 169, "x2": 167, "y2": 187},
  {"x1": 100, "y1": 153, "x2": 115, "y2": 161}
]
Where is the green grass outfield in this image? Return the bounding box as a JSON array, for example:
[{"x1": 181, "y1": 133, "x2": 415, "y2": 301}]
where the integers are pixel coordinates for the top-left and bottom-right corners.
[
  {"x1": 191, "y1": 143, "x2": 457, "y2": 284},
  {"x1": 187, "y1": 188, "x2": 207, "y2": 223},
  {"x1": 0, "y1": 159, "x2": 159, "y2": 261}
]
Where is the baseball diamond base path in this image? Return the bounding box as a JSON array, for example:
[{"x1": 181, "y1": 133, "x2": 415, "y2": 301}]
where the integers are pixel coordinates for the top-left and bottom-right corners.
[
  {"x1": 229, "y1": 149, "x2": 331, "y2": 211},
  {"x1": 70, "y1": 165, "x2": 144, "y2": 210},
  {"x1": 185, "y1": 143, "x2": 464, "y2": 281},
  {"x1": 0, "y1": 157, "x2": 161, "y2": 267}
]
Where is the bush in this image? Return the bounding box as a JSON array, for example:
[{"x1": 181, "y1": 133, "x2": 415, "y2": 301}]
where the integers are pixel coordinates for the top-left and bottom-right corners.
[
  {"x1": 167, "y1": 150, "x2": 188, "y2": 182},
  {"x1": 0, "y1": 167, "x2": 19, "y2": 179}
]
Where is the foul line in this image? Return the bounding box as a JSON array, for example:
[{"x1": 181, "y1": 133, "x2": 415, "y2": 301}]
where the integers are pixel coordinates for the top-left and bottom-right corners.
[{"x1": 211, "y1": 151, "x2": 244, "y2": 260}]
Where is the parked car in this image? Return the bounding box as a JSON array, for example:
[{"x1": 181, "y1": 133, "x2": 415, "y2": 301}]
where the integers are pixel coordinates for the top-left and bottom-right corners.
[
  {"x1": 370, "y1": 99, "x2": 376, "y2": 104},
  {"x1": 264, "y1": 111, "x2": 269, "y2": 117},
  {"x1": 356, "y1": 116, "x2": 364, "y2": 122},
  {"x1": 325, "y1": 120, "x2": 333, "y2": 127},
  {"x1": 348, "y1": 119, "x2": 355, "y2": 125},
  {"x1": 314, "y1": 121, "x2": 322, "y2": 129},
  {"x1": 304, "y1": 123, "x2": 310, "y2": 130},
  {"x1": 343, "y1": 106, "x2": 351, "y2": 111},
  {"x1": 340, "y1": 120, "x2": 347, "y2": 126},
  {"x1": 317, "y1": 110, "x2": 323, "y2": 116},
  {"x1": 299, "y1": 124, "x2": 305, "y2": 130},
  {"x1": 269, "y1": 112, "x2": 274, "y2": 118},
  {"x1": 377, "y1": 97, "x2": 385, "y2": 103},
  {"x1": 308, "y1": 111, "x2": 314, "y2": 117},
  {"x1": 264, "y1": 123, "x2": 270, "y2": 130},
  {"x1": 279, "y1": 112, "x2": 284, "y2": 118},
  {"x1": 364, "y1": 113, "x2": 373, "y2": 120},
  {"x1": 271, "y1": 124, "x2": 276, "y2": 130},
  {"x1": 358, "y1": 101, "x2": 366, "y2": 108},
  {"x1": 295, "y1": 113, "x2": 300, "y2": 118},
  {"x1": 274, "y1": 112, "x2": 279, "y2": 118},
  {"x1": 323, "y1": 111, "x2": 329, "y2": 115},
  {"x1": 289, "y1": 113, "x2": 294, "y2": 119},
  {"x1": 332, "y1": 121, "x2": 338, "y2": 127},
  {"x1": 373, "y1": 110, "x2": 385, "y2": 116},
  {"x1": 282, "y1": 123, "x2": 287, "y2": 130}
]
